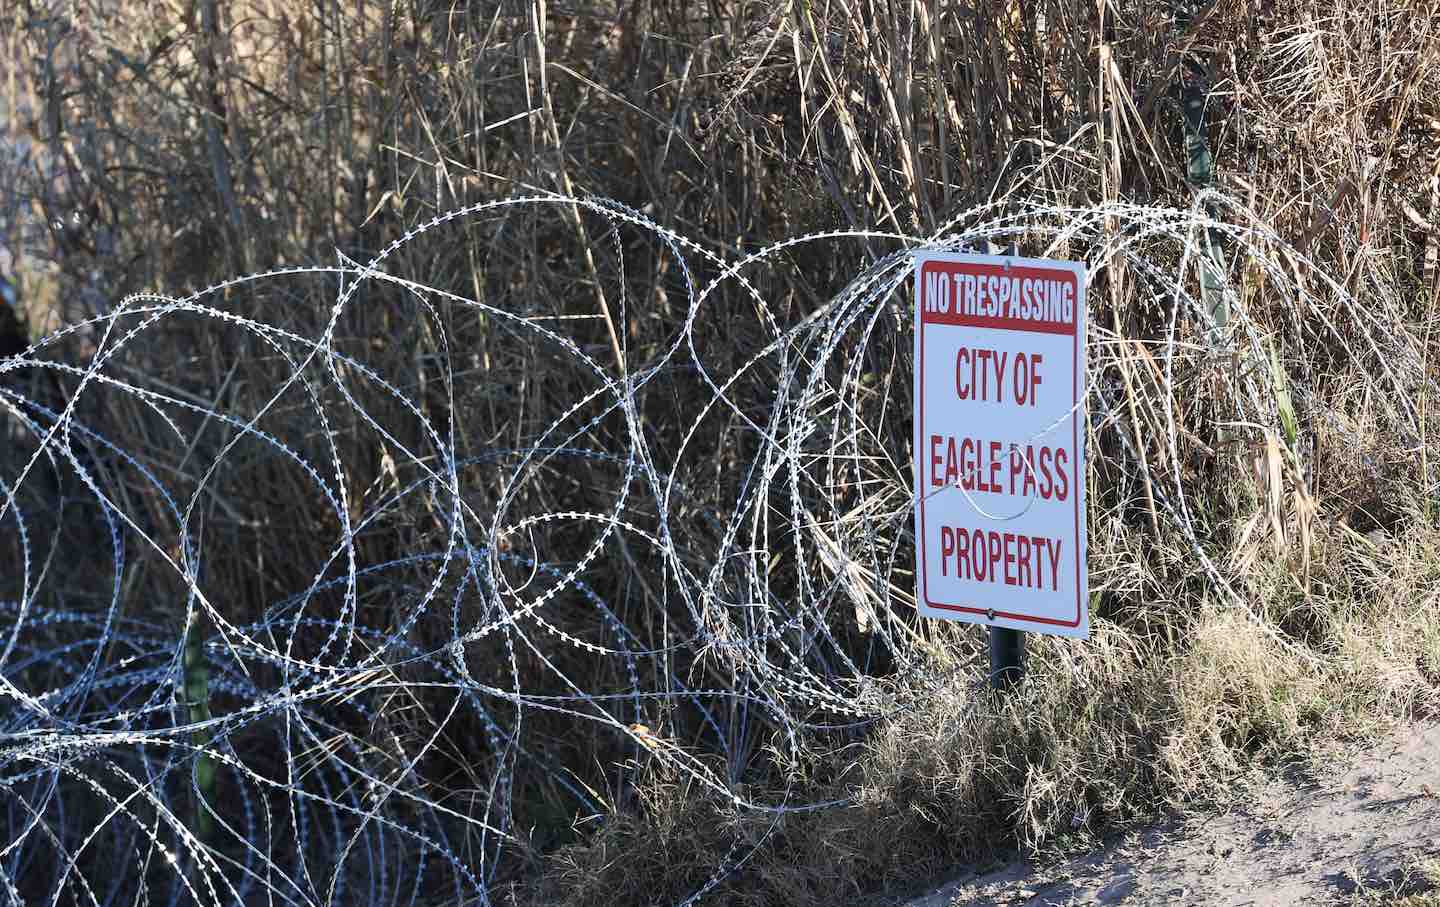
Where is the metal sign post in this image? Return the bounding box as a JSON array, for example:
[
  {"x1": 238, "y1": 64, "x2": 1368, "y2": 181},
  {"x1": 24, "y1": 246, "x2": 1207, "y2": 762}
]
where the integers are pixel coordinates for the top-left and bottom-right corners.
[{"x1": 988, "y1": 625, "x2": 1025, "y2": 690}]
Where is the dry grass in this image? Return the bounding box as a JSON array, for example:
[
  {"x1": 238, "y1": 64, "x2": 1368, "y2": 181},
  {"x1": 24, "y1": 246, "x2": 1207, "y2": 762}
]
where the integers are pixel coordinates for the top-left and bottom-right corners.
[
  {"x1": 536, "y1": 521, "x2": 1440, "y2": 905},
  {"x1": 2, "y1": 0, "x2": 1440, "y2": 904},
  {"x1": 1346, "y1": 858, "x2": 1440, "y2": 905}
]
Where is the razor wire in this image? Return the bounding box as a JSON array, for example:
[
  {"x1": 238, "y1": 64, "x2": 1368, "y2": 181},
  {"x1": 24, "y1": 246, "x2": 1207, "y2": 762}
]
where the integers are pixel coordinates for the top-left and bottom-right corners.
[{"x1": 0, "y1": 191, "x2": 1426, "y2": 905}]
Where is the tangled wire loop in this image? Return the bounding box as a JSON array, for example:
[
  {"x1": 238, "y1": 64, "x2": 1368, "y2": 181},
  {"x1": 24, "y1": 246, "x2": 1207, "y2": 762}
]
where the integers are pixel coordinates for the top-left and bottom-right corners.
[{"x1": 0, "y1": 192, "x2": 1422, "y2": 905}]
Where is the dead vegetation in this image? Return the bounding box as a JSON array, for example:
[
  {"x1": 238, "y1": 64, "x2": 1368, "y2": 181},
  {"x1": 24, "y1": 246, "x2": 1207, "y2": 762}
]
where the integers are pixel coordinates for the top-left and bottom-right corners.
[{"x1": 2, "y1": 0, "x2": 1440, "y2": 904}]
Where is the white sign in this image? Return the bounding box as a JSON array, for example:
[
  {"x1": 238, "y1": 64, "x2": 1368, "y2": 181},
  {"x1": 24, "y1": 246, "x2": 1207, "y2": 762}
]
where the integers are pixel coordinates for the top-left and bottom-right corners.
[{"x1": 912, "y1": 251, "x2": 1089, "y2": 638}]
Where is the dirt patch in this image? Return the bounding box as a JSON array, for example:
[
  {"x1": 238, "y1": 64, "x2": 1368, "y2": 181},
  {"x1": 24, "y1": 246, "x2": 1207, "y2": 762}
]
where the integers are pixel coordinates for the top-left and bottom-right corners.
[{"x1": 901, "y1": 724, "x2": 1440, "y2": 906}]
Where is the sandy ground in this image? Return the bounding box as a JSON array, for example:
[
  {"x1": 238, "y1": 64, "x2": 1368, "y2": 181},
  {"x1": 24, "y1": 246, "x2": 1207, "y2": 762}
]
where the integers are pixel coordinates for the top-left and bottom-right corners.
[{"x1": 901, "y1": 724, "x2": 1440, "y2": 906}]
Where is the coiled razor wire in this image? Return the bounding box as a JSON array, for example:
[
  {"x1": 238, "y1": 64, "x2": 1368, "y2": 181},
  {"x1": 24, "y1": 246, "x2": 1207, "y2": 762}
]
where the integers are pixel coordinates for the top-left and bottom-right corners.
[{"x1": 0, "y1": 192, "x2": 1426, "y2": 904}]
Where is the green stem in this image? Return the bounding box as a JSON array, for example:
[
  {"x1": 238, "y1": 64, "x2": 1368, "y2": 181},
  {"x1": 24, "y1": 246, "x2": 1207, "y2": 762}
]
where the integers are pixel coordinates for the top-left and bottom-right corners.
[{"x1": 183, "y1": 617, "x2": 215, "y2": 845}]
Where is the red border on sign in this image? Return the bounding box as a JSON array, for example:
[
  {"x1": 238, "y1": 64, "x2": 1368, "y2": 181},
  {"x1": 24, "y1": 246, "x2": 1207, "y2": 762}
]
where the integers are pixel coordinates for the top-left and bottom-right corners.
[{"x1": 917, "y1": 258, "x2": 1084, "y2": 629}]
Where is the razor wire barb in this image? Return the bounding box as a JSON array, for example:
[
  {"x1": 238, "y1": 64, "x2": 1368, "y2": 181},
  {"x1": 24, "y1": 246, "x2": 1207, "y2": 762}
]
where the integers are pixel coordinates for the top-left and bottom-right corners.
[{"x1": 0, "y1": 191, "x2": 1426, "y2": 905}]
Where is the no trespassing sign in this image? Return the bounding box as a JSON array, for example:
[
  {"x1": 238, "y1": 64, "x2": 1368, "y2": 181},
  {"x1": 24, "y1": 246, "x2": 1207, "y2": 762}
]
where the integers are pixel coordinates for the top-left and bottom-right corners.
[{"x1": 912, "y1": 251, "x2": 1089, "y2": 639}]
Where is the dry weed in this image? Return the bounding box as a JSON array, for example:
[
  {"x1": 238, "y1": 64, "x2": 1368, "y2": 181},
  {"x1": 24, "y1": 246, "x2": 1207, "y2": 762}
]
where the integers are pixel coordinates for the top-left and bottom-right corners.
[{"x1": 1, "y1": 0, "x2": 1439, "y2": 904}]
